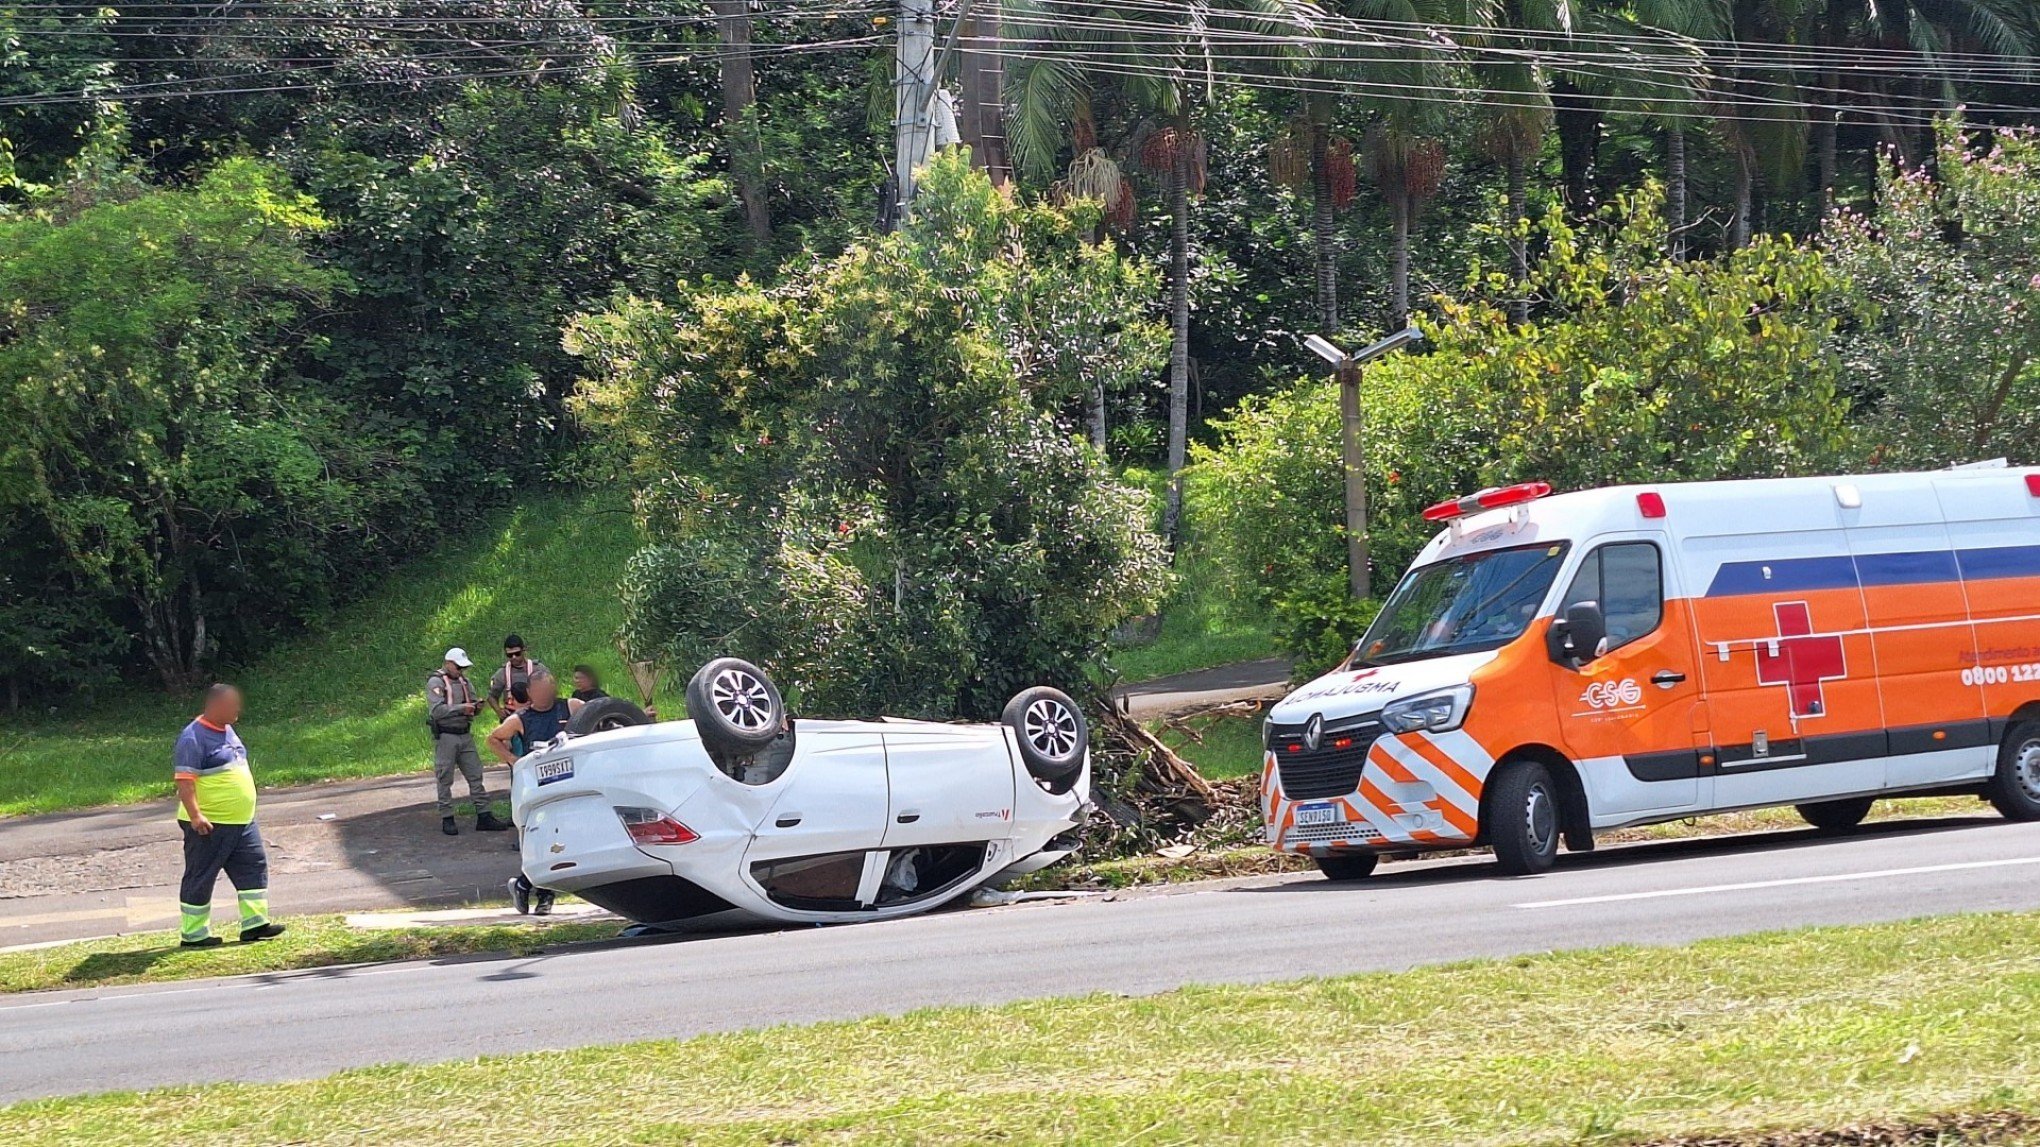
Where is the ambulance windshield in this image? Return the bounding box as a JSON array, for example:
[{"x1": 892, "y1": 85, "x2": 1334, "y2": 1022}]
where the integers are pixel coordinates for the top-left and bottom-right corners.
[{"x1": 1354, "y1": 542, "x2": 1570, "y2": 666}]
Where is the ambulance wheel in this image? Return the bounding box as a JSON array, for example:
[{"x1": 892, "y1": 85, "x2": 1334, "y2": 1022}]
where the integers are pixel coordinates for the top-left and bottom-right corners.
[
  {"x1": 568, "y1": 696, "x2": 652, "y2": 735},
  {"x1": 1488, "y1": 760, "x2": 1561, "y2": 876},
  {"x1": 1314, "y1": 853, "x2": 1378, "y2": 882},
  {"x1": 686, "y1": 658, "x2": 785, "y2": 758},
  {"x1": 1795, "y1": 797, "x2": 1874, "y2": 832},
  {"x1": 1986, "y1": 722, "x2": 2040, "y2": 822}
]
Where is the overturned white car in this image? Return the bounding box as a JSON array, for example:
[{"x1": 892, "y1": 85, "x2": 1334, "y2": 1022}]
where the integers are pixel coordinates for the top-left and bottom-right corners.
[{"x1": 509, "y1": 659, "x2": 1092, "y2": 928}]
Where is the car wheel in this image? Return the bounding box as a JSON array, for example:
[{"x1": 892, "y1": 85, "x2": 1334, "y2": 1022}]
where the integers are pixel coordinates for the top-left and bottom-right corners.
[
  {"x1": 1488, "y1": 759, "x2": 1561, "y2": 876},
  {"x1": 1795, "y1": 797, "x2": 1875, "y2": 832},
  {"x1": 567, "y1": 696, "x2": 652, "y2": 735},
  {"x1": 1986, "y1": 722, "x2": 2040, "y2": 821},
  {"x1": 1002, "y1": 687, "x2": 1087, "y2": 785},
  {"x1": 685, "y1": 658, "x2": 785, "y2": 759},
  {"x1": 1314, "y1": 852, "x2": 1378, "y2": 882}
]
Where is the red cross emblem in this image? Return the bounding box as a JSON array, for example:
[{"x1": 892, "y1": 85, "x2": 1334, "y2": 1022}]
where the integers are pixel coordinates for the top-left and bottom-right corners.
[{"x1": 1753, "y1": 602, "x2": 1846, "y2": 719}]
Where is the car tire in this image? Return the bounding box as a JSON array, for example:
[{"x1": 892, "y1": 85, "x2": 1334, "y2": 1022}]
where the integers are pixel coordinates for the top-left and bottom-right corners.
[
  {"x1": 1985, "y1": 722, "x2": 2040, "y2": 821},
  {"x1": 1795, "y1": 797, "x2": 1875, "y2": 832},
  {"x1": 567, "y1": 696, "x2": 652, "y2": 735},
  {"x1": 1002, "y1": 686, "x2": 1087, "y2": 785},
  {"x1": 1487, "y1": 759, "x2": 1561, "y2": 876},
  {"x1": 685, "y1": 658, "x2": 785, "y2": 759},
  {"x1": 1314, "y1": 852, "x2": 1378, "y2": 882}
]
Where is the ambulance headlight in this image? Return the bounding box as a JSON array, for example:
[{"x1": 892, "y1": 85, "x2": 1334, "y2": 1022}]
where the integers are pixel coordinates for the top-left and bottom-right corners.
[{"x1": 1380, "y1": 686, "x2": 1474, "y2": 734}]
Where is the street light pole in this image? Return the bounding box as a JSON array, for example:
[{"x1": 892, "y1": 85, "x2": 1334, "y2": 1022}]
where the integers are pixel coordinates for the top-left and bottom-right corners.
[
  {"x1": 1303, "y1": 327, "x2": 1425, "y2": 603},
  {"x1": 1337, "y1": 358, "x2": 1368, "y2": 600}
]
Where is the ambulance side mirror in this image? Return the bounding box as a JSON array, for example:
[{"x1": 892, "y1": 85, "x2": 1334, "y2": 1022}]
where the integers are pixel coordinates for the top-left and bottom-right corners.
[{"x1": 1547, "y1": 601, "x2": 1607, "y2": 668}]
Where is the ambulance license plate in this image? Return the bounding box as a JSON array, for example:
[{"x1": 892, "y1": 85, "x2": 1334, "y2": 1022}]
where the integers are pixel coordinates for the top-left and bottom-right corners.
[
  {"x1": 1295, "y1": 801, "x2": 1339, "y2": 826},
  {"x1": 534, "y1": 757, "x2": 575, "y2": 786}
]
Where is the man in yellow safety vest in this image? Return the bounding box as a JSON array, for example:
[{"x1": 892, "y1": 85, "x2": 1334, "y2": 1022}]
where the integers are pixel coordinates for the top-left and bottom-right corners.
[{"x1": 174, "y1": 683, "x2": 287, "y2": 949}]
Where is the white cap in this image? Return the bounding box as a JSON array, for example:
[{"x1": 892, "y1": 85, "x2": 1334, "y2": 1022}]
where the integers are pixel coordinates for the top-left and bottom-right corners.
[{"x1": 444, "y1": 647, "x2": 473, "y2": 668}]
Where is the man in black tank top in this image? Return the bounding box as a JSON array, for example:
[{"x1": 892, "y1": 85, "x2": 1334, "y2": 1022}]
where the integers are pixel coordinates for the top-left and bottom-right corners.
[{"x1": 486, "y1": 672, "x2": 582, "y2": 915}]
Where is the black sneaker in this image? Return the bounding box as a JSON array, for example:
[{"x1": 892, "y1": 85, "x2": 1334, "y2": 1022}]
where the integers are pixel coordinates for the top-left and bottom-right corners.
[
  {"x1": 442, "y1": 816, "x2": 459, "y2": 836},
  {"x1": 180, "y1": 936, "x2": 223, "y2": 950},
  {"x1": 241, "y1": 922, "x2": 286, "y2": 943},
  {"x1": 507, "y1": 877, "x2": 530, "y2": 915},
  {"x1": 475, "y1": 811, "x2": 511, "y2": 832},
  {"x1": 534, "y1": 890, "x2": 555, "y2": 916}
]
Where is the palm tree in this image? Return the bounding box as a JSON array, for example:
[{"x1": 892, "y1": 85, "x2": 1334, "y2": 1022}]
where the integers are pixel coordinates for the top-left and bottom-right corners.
[
  {"x1": 1462, "y1": 0, "x2": 1573, "y2": 322},
  {"x1": 710, "y1": 0, "x2": 770, "y2": 242},
  {"x1": 1007, "y1": 0, "x2": 1303, "y2": 547}
]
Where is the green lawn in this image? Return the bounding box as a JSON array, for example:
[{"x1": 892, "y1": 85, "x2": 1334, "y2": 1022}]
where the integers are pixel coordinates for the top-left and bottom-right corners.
[
  {"x1": 0, "y1": 913, "x2": 622, "y2": 995},
  {"x1": 1154, "y1": 709, "x2": 1269, "y2": 779},
  {"x1": 11, "y1": 912, "x2": 2040, "y2": 1144},
  {"x1": 1107, "y1": 465, "x2": 1279, "y2": 684},
  {"x1": 0, "y1": 494, "x2": 676, "y2": 816}
]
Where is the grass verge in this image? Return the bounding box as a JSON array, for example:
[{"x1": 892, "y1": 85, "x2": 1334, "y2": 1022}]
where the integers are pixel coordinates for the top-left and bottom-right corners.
[
  {"x1": 1107, "y1": 466, "x2": 1278, "y2": 683},
  {"x1": 10, "y1": 912, "x2": 2040, "y2": 1144},
  {"x1": 0, "y1": 913, "x2": 622, "y2": 995},
  {"x1": 0, "y1": 494, "x2": 677, "y2": 817}
]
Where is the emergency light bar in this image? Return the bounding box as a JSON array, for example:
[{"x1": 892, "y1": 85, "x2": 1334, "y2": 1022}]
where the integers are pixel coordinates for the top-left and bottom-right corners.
[{"x1": 1421, "y1": 481, "x2": 1552, "y2": 522}]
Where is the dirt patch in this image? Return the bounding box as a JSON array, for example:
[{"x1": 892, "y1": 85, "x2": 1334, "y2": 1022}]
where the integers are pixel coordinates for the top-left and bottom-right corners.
[{"x1": 1642, "y1": 1111, "x2": 2040, "y2": 1146}]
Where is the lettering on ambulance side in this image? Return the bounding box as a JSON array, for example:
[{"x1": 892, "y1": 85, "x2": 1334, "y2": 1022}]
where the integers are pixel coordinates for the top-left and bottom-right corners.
[
  {"x1": 1577, "y1": 678, "x2": 1644, "y2": 715},
  {"x1": 1288, "y1": 667, "x2": 1398, "y2": 702}
]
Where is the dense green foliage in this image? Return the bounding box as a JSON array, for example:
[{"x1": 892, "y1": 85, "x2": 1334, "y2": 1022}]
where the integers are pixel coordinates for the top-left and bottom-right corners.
[
  {"x1": 1195, "y1": 185, "x2": 1853, "y2": 666},
  {"x1": 0, "y1": 0, "x2": 2034, "y2": 715},
  {"x1": 1827, "y1": 124, "x2": 2040, "y2": 468},
  {"x1": 573, "y1": 156, "x2": 1171, "y2": 718}
]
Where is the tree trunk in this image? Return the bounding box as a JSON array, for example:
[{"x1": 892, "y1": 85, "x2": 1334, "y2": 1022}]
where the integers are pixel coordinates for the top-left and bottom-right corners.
[
  {"x1": 1815, "y1": 102, "x2": 1838, "y2": 218},
  {"x1": 958, "y1": 2, "x2": 1010, "y2": 185},
  {"x1": 1089, "y1": 384, "x2": 1107, "y2": 451},
  {"x1": 1390, "y1": 193, "x2": 1411, "y2": 329},
  {"x1": 1160, "y1": 123, "x2": 1193, "y2": 551},
  {"x1": 1667, "y1": 125, "x2": 1689, "y2": 261},
  {"x1": 1309, "y1": 94, "x2": 1338, "y2": 334},
  {"x1": 1505, "y1": 148, "x2": 1529, "y2": 327},
  {"x1": 1731, "y1": 152, "x2": 1753, "y2": 250},
  {"x1": 712, "y1": 0, "x2": 771, "y2": 242},
  {"x1": 1551, "y1": 79, "x2": 1601, "y2": 215}
]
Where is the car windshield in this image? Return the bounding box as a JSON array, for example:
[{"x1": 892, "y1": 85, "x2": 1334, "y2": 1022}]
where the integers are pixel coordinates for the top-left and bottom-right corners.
[{"x1": 1352, "y1": 542, "x2": 1571, "y2": 666}]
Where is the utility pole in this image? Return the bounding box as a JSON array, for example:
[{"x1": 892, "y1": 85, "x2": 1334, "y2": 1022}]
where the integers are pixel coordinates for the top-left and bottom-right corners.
[
  {"x1": 1304, "y1": 327, "x2": 1426, "y2": 601},
  {"x1": 894, "y1": 0, "x2": 937, "y2": 217}
]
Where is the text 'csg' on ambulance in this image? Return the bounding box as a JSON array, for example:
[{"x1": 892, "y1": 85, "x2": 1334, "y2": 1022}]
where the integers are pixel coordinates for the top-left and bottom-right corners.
[{"x1": 1262, "y1": 466, "x2": 2040, "y2": 879}]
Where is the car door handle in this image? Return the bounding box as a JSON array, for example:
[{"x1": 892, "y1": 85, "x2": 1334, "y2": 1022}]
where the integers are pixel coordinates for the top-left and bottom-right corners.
[
  {"x1": 774, "y1": 814, "x2": 802, "y2": 828},
  {"x1": 1651, "y1": 670, "x2": 1687, "y2": 687},
  {"x1": 895, "y1": 811, "x2": 922, "y2": 824}
]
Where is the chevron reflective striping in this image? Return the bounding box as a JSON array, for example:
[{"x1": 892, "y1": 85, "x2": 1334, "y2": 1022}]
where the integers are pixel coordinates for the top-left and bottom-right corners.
[{"x1": 1354, "y1": 777, "x2": 1413, "y2": 844}]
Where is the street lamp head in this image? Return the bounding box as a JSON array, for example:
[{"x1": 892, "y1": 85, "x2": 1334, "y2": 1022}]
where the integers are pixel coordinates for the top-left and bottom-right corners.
[
  {"x1": 1302, "y1": 333, "x2": 1349, "y2": 367},
  {"x1": 1352, "y1": 326, "x2": 1424, "y2": 366}
]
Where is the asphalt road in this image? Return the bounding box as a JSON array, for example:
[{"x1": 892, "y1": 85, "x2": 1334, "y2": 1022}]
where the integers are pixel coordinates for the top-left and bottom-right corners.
[{"x1": 9, "y1": 814, "x2": 2040, "y2": 1103}]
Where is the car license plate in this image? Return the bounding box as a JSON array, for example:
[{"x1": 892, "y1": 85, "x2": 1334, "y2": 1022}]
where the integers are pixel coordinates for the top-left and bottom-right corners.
[
  {"x1": 1295, "y1": 801, "x2": 1339, "y2": 826},
  {"x1": 534, "y1": 757, "x2": 575, "y2": 786}
]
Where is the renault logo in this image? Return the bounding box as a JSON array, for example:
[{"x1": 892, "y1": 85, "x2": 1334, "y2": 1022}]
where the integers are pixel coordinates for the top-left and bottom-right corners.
[{"x1": 1303, "y1": 713, "x2": 1324, "y2": 753}]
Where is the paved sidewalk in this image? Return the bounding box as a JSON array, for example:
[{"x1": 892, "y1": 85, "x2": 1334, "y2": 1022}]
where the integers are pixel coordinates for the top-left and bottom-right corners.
[
  {"x1": 1112, "y1": 657, "x2": 1294, "y2": 718},
  {"x1": 0, "y1": 770, "x2": 525, "y2": 948}
]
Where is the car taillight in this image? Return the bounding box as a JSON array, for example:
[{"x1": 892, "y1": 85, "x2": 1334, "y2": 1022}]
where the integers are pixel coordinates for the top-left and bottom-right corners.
[{"x1": 614, "y1": 806, "x2": 698, "y2": 845}]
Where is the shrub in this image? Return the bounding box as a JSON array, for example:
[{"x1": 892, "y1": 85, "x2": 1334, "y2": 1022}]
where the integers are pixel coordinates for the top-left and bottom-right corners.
[
  {"x1": 575, "y1": 154, "x2": 1172, "y2": 718},
  {"x1": 1194, "y1": 187, "x2": 1849, "y2": 667}
]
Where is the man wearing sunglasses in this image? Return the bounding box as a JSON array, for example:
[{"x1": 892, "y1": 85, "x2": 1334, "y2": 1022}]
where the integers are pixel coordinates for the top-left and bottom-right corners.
[{"x1": 488, "y1": 634, "x2": 550, "y2": 721}]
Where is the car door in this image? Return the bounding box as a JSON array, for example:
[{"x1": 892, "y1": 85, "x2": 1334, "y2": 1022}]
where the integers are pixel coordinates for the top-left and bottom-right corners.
[
  {"x1": 878, "y1": 726, "x2": 1017, "y2": 850},
  {"x1": 1546, "y1": 535, "x2": 1711, "y2": 817},
  {"x1": 743, "y1": 727, "x2": 890, "y2": 910}
]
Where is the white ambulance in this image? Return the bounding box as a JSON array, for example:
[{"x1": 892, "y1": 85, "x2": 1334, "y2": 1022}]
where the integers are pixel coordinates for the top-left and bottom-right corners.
[{"x1": 1262, "y1": 467, "x2": 2040, "y2": 878}]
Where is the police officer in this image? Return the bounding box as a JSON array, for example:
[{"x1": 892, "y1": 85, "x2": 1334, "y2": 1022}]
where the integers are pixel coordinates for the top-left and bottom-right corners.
[
  {"x1": 175, "y1": 683, "x2": 287, "y2": 949},
  {"x1": 426, "y1": 648, "x2": 511, "y2": 837}
]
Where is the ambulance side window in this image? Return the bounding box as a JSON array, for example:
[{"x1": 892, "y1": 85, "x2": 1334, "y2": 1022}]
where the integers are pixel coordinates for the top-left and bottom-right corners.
[{"x1": 1559, "y1": 542, "x2": 1663, "y2": 656}]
